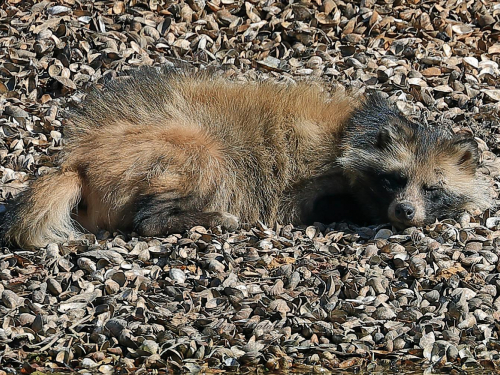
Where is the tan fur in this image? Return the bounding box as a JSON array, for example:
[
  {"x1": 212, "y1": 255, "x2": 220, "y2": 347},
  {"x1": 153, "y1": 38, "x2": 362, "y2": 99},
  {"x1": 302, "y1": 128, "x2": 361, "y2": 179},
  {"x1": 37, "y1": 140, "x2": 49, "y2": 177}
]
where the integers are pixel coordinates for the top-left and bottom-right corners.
[
  {"x1": 3, "y1": 71, "x2": 360, "y2": 248},
  {"x1": 63, "y1": 82, "x2": 354, "y2": 225},
  {"x1": 3, "y1": 68, "x2": 494, "y2": 248},
  {"x1": 4, "y1": 171, "x2": 82, "y2": 248}
]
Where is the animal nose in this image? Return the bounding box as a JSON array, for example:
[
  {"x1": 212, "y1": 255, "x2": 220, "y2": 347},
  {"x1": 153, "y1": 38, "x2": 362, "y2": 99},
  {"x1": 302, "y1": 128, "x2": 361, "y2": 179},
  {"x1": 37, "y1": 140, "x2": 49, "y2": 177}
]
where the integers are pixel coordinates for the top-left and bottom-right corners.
[{"x1": 395, "y1": 202, "x2": 415, "y2": 221}]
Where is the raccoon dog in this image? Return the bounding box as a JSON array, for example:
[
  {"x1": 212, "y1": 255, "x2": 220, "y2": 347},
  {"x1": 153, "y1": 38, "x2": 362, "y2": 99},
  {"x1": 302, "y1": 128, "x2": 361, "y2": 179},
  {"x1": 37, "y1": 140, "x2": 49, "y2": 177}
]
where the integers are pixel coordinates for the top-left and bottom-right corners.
[{"x1": 2, "y1": 67, "x2": 494, "y2": 248}]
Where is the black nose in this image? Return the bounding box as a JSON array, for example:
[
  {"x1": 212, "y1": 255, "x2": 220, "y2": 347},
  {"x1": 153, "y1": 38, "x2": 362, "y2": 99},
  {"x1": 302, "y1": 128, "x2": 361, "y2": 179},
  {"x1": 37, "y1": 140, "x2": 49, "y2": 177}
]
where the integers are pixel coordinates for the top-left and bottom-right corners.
[{"x1": 395, "y1": 202, "x2": 415, "y2": 221}]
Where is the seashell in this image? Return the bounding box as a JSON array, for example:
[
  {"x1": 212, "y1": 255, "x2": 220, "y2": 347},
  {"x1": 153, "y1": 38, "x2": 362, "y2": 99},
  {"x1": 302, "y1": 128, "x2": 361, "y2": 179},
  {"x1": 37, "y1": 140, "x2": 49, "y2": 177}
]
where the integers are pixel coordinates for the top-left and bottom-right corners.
[
  {"x1": 169, "y1": 268, "x2": 187, "y2": 284},
  {"x1": 2, "y1": 290, "x2": 22, "y2": 309},
  {"x1": 77, "y1": 257, "x2": 97, "y2": 273},
  {"x1": 46, "y1": 278, "x2": 63, "y2": 296}
]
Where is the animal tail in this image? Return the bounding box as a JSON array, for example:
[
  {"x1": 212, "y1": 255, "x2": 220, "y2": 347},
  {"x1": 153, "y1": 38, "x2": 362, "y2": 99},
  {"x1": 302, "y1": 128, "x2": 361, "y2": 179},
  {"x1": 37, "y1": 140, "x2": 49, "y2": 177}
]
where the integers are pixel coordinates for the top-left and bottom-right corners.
[{"x1": 2, "y1": 170, "x2": 82, "y2": 249}]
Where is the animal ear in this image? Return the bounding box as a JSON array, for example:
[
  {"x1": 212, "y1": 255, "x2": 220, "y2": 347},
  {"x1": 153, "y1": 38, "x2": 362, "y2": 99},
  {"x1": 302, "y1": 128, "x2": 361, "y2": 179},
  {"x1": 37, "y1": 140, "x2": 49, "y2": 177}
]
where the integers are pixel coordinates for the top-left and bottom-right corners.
[
  {"x1": 452, "y1": 136, "x2": 479, "y2": 168},
  {"x1": 375, "y1": 121, "x2": 413, "y2": 149},
  {"x1": 376, "y1": 127, "x2": 396, "y2": 148}
]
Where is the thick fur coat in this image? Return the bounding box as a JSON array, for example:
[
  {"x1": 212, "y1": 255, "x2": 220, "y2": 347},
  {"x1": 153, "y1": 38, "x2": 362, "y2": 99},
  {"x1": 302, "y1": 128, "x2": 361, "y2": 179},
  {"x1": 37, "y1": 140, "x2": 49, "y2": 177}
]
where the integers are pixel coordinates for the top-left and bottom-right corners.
[{"x1": 2, "y1": 67, "x2": 494, "y2": 248}]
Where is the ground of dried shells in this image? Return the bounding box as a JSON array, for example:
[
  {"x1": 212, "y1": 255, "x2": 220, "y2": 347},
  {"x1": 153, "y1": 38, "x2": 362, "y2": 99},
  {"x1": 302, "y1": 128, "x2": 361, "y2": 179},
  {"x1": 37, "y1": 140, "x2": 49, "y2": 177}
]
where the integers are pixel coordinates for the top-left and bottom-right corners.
[
  {"x1": 7, "y1": 221, "x2": 500, "y2": 375},
  {"x1": 3, "y1": 0, "x2": 500, "y2": 373}
]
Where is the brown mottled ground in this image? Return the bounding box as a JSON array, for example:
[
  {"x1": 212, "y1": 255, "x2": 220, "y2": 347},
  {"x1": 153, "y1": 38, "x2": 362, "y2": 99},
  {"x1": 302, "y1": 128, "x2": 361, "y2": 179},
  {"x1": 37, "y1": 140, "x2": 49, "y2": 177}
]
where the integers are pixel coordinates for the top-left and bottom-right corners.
[{"x1": 2, "y1": 0, "x2": 500, "y2": 373}]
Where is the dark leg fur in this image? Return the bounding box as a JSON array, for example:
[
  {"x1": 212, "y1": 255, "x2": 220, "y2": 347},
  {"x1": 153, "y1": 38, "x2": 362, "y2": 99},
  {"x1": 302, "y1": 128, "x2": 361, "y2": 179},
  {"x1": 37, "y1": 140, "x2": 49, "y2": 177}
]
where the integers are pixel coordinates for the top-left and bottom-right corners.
[
  {"x1": 304, "y1": 194, "x2": 367, "y2": 225},
  {"x1": 0, "y1": 193, "x2": 23, "y2": 246},
  {"x1": 133, "y1": 195, "x2": 239, "y2": 236}
]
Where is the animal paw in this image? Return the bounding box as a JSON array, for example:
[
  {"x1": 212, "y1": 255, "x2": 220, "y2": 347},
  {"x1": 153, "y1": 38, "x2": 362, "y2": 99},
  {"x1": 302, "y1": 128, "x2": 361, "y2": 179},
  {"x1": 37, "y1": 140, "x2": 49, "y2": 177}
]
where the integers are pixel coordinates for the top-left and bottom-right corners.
[{"x1": 220, "y1": 212, "x2": 240, "y2": 231}]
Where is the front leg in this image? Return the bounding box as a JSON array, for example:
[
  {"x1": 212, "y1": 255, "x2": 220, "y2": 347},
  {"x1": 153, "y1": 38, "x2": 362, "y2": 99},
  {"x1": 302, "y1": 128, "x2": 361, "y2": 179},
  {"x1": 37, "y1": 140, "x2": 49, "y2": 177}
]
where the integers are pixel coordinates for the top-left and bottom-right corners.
[
  {"x1": 284, "y1": 169, "x2": 352, "y2": 225},
  {"x1": 304, "y1": 193, "x2": 364, "y2": 225},
  {"x1": 133, "y1": 194, "x2": 239, "y2": 236}
]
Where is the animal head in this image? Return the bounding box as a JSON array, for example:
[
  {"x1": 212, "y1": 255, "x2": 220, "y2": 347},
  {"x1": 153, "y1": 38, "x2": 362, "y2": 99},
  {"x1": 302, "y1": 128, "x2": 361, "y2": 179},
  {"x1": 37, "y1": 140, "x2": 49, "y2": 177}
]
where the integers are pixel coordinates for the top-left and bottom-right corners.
[{"x1": 339, "y1": 94, "x2": 495, "y2": 229}]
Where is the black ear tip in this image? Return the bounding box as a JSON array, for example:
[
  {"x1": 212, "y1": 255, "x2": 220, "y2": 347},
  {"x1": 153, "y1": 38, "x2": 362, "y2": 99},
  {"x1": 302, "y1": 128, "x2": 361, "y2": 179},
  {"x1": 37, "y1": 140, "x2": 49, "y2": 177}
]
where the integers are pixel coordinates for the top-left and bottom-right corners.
[
  {"x1": 376, "y1": 127, "x2": 392, "y2": 148},
  {"x1": 454, "y1": 135, "x2": 479, "y2": 150},
  {"x1": 365, "y1": 92, "x2": 391, "y2": 108}
]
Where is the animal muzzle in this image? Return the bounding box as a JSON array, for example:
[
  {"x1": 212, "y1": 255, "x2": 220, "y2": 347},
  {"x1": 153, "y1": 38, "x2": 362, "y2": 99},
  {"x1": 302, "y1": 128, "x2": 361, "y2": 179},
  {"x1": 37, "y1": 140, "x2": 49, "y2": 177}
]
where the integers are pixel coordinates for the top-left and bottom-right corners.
[
  {"x1": 394, "y1": 202, "x2": 415, "y2": 221},
  {"x1": 388, "y1": 199, "x2": 425, "y2": 228}
]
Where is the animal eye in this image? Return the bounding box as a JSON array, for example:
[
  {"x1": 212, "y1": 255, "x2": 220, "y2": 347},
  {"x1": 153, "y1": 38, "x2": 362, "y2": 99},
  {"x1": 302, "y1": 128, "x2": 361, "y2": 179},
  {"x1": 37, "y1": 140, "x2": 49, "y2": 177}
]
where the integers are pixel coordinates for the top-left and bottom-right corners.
[
  {"x1": 423, "y1": 185, "x2": 441, "y2": 192},
  {"x1": 423, "y1": 185, "x2": 444, "y2": 201},
  {"x1": 380, "y1": 173, "x2": 407, "y2": 190}
]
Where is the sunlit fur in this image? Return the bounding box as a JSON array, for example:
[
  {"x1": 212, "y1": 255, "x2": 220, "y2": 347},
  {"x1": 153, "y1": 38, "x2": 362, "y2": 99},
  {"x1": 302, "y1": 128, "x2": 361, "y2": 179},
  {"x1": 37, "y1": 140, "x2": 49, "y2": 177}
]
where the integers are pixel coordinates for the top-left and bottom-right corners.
[
  {"x1": 1, "y1": 67, "x2": 495, "y2": 248},
  {"x1": 338, "y1": 94, "x2": 494, "y2": 229}
]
